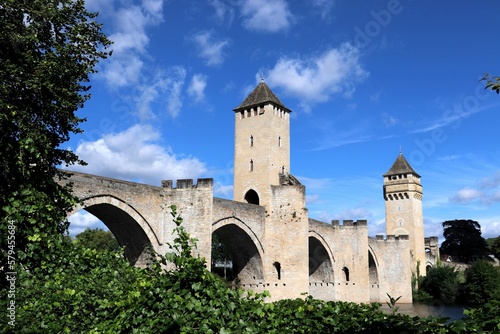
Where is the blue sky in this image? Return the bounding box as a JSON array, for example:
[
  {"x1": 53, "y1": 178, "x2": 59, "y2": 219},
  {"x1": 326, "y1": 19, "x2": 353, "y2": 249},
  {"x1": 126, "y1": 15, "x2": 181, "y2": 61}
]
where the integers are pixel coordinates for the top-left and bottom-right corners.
[{"x1": 66, "y1": 0, "x2": 500, "y2": 241}]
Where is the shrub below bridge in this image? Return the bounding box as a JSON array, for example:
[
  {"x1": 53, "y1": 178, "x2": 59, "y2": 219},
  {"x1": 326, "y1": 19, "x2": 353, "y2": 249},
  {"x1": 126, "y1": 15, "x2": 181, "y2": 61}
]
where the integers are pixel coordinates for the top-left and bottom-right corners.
[{"x1": 3, "y1": 207, "x2": 500, "y2": 333}]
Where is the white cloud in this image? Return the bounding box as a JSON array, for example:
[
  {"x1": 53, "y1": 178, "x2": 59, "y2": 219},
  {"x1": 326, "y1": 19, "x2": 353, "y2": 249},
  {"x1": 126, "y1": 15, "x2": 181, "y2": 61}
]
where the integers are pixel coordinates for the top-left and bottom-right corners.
[
  {"x1": 332, "y1": 207, "x2": 373, "y2": 221},
  {"x1": 100, "y1": 0, "x2": 164, "y2": 88},
  {"x1": 166, "y1": 67, "x2": 186, "y2": 118},
  {"x1": 267, "y1": 43, "x2": 368, "y2": 105},
  {"x1": 450, "y1": 188, "x2": 483, "y2": 203},
  {"x1": 187, "y1": 74, "x2": 208, "y2": 103},
  {"x1": 240, "y1": 0, "x2": 293, "y2": 32},
  {"x1": 481, "y1": 220, "x2": 500, "y2": 239},
  {"x1": 479, "y1": 170, "x2": 500, "y2": 190},
  {"x1": 72, "y1": 124, "x2": 207, "y2": 185},
  {"x1": 209, "y1": 0, "x2": 236, "y2": 25},
  {"x1": 309, "y1": 0, "x2": 336, "y2": 22},
  {"x1": 102, "y1": 55, "x2": 144, "y2": 88},
  {"x1": 191, "y1": 31, "x2": 230, "y2": 66},
  {"x1": 382, "y1": 112, "x2": 398, "y2": 127},
  {"x1": 449, "y1": 170, "x2": 500, "y2": 205},
  {"x1": 67, "y1": 211, "x2": 105, "y2": 236},
  {"x1": 131, "y1": 66, "x2": 187, "y2": 120},
  {"x1": 214, "y1": 182, "x2": 233, "y2": 198}
]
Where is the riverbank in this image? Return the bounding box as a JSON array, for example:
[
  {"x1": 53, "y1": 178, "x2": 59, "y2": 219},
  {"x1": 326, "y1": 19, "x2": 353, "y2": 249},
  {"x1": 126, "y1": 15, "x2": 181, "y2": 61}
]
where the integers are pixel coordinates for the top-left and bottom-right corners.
[{"x1": 380, "y1": 302, "x2": 466, "y2": 321}]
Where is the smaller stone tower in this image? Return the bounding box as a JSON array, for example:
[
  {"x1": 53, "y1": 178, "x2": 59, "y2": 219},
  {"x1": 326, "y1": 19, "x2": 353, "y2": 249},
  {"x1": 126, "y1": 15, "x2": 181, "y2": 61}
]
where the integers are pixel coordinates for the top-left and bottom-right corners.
[
  {"x1": 383, "y1": 152, "x2": 426, "y2": 276},
  {"x1": 232, "y1": 79, "x2": 291, "y2": 209}
]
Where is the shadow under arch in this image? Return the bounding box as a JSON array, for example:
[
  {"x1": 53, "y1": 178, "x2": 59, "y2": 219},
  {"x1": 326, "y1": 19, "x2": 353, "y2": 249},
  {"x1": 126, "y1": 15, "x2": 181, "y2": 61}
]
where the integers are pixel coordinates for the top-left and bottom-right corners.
[
  {"x1": 70, "y1": 195, "x2": 160, "y2": 266},
  {"x1": 212, "y1": 217, "x2": 264, "y2": 282},
  {"x1": 368, "y1": 246, "x2": 380, "y2": 302},
  {"x1": 308, "y1": 231, "x2": 335, "y2": 282}
]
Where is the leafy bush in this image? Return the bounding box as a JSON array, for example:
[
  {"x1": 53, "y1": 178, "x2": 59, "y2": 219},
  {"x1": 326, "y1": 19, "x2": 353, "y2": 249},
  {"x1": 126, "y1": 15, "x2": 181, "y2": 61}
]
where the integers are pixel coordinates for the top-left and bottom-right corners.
[
  {"x1": 420, "y1": 266, "x2": 461, "y2": 303},
  {"x1": 462, "y1": 260, "x2": 500, "y2": 305},
  {"x1": 3, "y1": 206, "x2": 500, "y2": 333}
]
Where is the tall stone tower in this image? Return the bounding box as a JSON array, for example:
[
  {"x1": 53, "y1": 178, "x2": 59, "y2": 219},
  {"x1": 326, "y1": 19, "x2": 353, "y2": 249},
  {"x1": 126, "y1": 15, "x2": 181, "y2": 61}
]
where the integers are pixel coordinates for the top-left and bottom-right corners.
[
  {"x1": 232, "y1": 79, "x2": 309, "y2": 300},
  {"x1": 233, "y1": 79, "x2": 291, "y2": 208},
  {"x1": 383, "y1": 153, "x2": 426, "y2": 276}
]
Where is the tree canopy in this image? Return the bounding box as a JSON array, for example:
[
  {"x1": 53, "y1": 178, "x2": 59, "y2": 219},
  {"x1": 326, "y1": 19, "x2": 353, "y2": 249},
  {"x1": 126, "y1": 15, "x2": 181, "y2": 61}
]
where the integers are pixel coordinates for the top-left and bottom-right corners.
[
  {"x1": 462, "y1": 260, "x2": 500, "y2": 305},
  {"x1": 486, "y1": 236, "x2": 500, "y2": 260},
  {"x1": 440, "y1": 219, "x2": 488, "y2": 262},
  {"x1": 75, "y1": 228, "x2": 120, "y2": 252},
  {"x1": 0, "y1": 0, "x2": 111, "y2": 271}
]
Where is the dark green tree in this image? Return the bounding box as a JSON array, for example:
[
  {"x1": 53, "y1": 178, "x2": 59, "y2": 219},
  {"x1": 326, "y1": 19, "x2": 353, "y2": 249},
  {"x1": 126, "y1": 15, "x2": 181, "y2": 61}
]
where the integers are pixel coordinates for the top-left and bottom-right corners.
[
  {"x1": 75, "y1": 228, "x2": 120, "y2": 252},
  {"x1": 0, "y1": 0, "x2": 110, "y2": 271},
  {"x1": 482, "y1": 73, "x2": 500, "y2": 94},
  {"x1": 420, "y1": 266, "x2": 460, "y2": 303},
  {"x1": 211, "y1": 232, "x2": 233, "y2": 280},
  {"x1": 462, "y1": 260, "x2": 500, "y2": 305},
  {"x1": 489, "y1": 236, "x2": 500, "y2": 260},
  {"x1": 440, "y1": 219, "x2": 488, "y2": 263}
]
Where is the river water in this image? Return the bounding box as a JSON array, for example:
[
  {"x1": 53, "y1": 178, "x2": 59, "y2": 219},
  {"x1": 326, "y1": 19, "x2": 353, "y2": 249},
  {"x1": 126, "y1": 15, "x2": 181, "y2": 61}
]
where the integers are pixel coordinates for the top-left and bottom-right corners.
[{"x1": 380, "y1": 302, "x2": 466, "y2": 321}]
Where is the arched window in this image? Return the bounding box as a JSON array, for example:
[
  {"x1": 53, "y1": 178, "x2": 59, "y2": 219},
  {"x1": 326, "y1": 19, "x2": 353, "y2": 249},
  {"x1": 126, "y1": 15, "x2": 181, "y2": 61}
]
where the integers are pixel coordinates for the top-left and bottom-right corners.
[
  {"x1": 249, "y1": 159, "x2": 253, "y2": 172},
  {"x1": 278, "y1": 136, "x2": 282, "y2": 147},
  {"x1": 244, "y1": 189, "x2": 259, "y2": 205},
  {"x1": 249, "y1": 135, "x2": 253, "y2": 147}
]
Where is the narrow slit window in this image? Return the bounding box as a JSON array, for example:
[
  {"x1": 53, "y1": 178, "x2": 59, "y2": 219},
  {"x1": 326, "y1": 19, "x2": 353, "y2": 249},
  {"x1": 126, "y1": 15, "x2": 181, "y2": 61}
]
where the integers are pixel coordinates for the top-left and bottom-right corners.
[{"x1": 342, "y1": 267, "x2": 350, "y2": 282}]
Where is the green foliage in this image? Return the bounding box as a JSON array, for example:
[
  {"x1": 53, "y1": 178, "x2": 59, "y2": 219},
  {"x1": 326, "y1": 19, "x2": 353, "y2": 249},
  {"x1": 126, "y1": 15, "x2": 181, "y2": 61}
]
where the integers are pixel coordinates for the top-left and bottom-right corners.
[
  {"x1": 211, "y1": 232, "x2": 233, "y2": 279},
  {"x1": 462, "y1": 260, "x2": 500, "y2": 305},
  {"x1": 487, "y1": 236, "x2": 500, "y2": 260},
  {"x1": 420, "y1": 266, "x2": 461, "y2": 303},
  {"x1": 386, "y1": 293, "x2": 401, "y2": 315},
  {"x1": 74, "y1": 228, "x2": 120, "y2": 252},
  {"x1": 440, "y1": 219, "x2": 488, "y2": 263},
  {"x1": 482, "y1": 73, "x2": 500, "y2": 94},
  {"x1": 0, "y1": 0, "x2": 111, "y2": 272},
  {"x1": 3, "y1": 206, "x2": 500, "y2": 333},
  {"x1": 460, "y1": 300, "x2": 500, "y2": 332}
]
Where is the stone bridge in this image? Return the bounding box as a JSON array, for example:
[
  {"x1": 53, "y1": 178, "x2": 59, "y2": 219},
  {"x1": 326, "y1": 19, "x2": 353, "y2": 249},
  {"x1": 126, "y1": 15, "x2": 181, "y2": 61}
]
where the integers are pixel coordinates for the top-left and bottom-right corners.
[{"x1": 63, "y1": 170, "x2": 412, "y2": 303}]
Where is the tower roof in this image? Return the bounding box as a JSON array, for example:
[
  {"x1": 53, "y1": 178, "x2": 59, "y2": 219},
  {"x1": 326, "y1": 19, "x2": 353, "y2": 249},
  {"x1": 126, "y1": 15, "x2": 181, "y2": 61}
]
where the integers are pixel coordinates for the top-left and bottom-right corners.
[
  {"x1": 233, "y1": 80, "x2": 290, "y2": 112},
  {"x1": 384, "y1": 153, "x2": 420, "y2": 178}
]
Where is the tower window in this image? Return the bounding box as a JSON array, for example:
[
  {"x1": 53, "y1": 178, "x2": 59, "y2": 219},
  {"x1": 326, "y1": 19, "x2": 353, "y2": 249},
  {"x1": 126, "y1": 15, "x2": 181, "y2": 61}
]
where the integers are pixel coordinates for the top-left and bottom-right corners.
[
  {"x1": 249, "y1": 159, "x2": 253, "y2": 172},
  {"x1": 250, "y1": 135, "x2": 253, "y2": 147},
  {"x1": 244, "y1": 189, "x2": 259, "y2": 205},
  {"x1": 278, "y1": 136, "x2": 281, "y2": 147}
]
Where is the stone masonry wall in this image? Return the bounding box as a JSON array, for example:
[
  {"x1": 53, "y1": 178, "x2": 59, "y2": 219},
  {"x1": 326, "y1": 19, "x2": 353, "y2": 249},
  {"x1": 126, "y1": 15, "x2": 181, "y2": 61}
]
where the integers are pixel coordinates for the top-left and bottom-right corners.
[{"x1": 369, "y1": 235, "x2": 412, "y2": 304}]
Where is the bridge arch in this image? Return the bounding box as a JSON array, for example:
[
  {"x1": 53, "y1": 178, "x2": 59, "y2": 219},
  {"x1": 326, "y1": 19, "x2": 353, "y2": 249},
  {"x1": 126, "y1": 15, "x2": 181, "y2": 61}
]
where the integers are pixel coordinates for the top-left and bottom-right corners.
[
  {"x1": 368, "y1": 246, "x2": 380, "y2": 302},
  {"x1": 212, "y1": 217, "x2": 264, "y2": 283},
  {"x1": 308, "y1": 231, "x2": 335, "y2": 282},
  {"x1": 70, "y1": 195, "x2": 160, "y2": 266}
]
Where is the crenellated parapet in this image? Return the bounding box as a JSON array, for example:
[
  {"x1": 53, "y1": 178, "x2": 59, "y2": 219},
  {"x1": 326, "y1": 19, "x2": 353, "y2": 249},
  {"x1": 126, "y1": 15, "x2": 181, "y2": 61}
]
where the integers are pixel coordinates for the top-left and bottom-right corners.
[
  {"x1": 331, "y1": 220, "x2": 368, "y2": 227},
  {"x1": 161, "y1": 178, "x2": 213, "y2": 189},
  {"x1": 374, "y1": 234, "x2": 409, "y2": 242}
]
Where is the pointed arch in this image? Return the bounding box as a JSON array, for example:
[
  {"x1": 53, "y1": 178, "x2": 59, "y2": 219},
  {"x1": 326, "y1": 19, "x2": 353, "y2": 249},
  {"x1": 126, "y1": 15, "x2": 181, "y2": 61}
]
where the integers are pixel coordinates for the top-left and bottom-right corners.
[
  {"x1": 69, "y1": 195, "x2": 160, "y2": 265},
  {"x1": 212, "y1": 217, "x2": 265, "y2": 282},
  {"x1": 308, "y1": 230, "x2": 335, "y2": 282}
]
